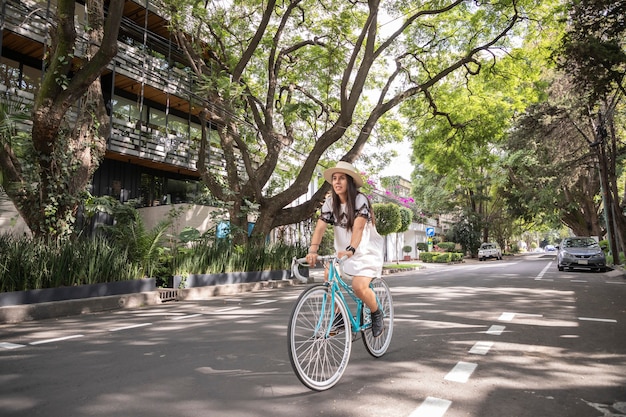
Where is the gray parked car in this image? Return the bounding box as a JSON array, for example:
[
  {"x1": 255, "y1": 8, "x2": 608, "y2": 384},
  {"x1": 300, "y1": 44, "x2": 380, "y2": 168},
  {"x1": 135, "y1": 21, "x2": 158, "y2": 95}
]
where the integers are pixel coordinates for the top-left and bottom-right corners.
[{"x1": 557, "y1": 237, "x2": 606, "y2": 272}]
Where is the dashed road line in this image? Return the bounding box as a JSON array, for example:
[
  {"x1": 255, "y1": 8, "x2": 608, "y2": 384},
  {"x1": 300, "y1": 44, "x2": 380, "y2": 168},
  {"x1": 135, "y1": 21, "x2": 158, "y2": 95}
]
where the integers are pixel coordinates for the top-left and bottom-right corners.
[
  {"x1": 498, "y1": 312, "x2": 515, "y2": 321},
  {"x1": 469, "y1": 341, "x2": 493, "y2": 355},
  {"x1": 579, "y1": 317, "x2": 617, "y2": 323},
  {"x1": 409, "y1": 397, "x2": 452, "y2": 417},
  {"x1": 214, "y1": 307, "x2": 240, "y2": 313},
  {"x1": 29, "y1": 334, "x2": 84, "y2": 345},
  {"x1": 252, "y1": 299, "x2": 277, "y2": 305},
  {"x1": 444, "y1": 361, "x2": 477, "y2": 383},
  {"x1": 486, "y1": 324, "x2": 506, "y2": 335},
  {"x1": 109, "y1": 323, "x2": 152, "y2": 332},
  {"x1": 171, "y1": 314, "x2": 203, "y2": 320},
  {"x1": 0, "y1": 342, "x2": 26, "y2": 350}
]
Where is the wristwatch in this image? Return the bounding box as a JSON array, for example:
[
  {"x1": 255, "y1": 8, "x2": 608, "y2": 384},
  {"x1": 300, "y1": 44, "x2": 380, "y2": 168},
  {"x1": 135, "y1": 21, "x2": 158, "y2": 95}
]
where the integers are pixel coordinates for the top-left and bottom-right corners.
[{"x1": 346, "y1": 245, "x2": 356, "y2": 254}]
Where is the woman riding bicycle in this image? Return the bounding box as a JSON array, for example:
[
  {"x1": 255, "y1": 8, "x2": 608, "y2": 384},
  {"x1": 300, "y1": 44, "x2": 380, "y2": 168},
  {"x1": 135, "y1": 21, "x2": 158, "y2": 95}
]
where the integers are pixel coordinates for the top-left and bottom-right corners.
[{"x1": 306, "y1": 161, "x2": 385, "y2": 337}]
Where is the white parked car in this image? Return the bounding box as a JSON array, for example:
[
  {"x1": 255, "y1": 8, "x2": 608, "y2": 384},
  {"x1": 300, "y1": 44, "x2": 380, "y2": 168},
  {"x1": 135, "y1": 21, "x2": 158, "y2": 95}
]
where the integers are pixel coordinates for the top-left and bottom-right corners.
[{"x1": 478, "y1": 243, "x2": 502, "y2": 261}]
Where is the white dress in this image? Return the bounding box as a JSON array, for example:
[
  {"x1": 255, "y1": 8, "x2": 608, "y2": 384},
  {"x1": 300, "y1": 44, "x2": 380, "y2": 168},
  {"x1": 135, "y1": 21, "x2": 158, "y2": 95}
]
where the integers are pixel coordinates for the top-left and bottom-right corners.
[{"x1": 320, "y1": 193, "x2": 384, "y2": 278}]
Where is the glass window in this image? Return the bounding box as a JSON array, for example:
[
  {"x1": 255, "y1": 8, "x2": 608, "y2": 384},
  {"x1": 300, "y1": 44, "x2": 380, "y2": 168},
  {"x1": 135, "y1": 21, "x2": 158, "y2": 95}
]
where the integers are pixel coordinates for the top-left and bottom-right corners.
[
  {"x1": 112, "y1": 96, "x2": 144, "y2": 123},
  {"x1": 168, "y1": 114, "x2": 189, "y2": 140},
  {"x1": 0, "y1": 58, "x2": 39, "y2": 94}
]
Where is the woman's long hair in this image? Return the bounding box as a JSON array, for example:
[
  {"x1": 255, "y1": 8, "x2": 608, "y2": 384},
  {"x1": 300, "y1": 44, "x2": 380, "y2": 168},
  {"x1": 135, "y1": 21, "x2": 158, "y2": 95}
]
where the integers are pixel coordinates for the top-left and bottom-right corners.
[{"x1": 331, "y1": 175, "x2": 366, "y2": 232}]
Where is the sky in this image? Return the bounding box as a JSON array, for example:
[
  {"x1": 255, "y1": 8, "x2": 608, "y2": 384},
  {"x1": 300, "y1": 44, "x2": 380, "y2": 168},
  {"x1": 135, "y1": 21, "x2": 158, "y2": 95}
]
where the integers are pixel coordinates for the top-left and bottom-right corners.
[{"x1": 379, "y1": 141, "x2": 413, "y2": 179}]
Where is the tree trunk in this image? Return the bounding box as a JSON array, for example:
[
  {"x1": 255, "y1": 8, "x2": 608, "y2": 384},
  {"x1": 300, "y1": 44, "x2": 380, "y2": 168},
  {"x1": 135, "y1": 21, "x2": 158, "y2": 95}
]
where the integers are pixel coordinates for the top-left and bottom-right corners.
[{"x1": 6, "y1": 0, "x2": 125, "y2": 239}]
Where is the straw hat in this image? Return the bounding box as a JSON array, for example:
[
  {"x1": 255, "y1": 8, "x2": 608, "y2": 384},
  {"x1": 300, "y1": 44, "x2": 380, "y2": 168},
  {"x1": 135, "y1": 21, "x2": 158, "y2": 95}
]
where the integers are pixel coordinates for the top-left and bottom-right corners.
[{"x1": 323, "y1": 161, "x2": 364, "y2": 188}]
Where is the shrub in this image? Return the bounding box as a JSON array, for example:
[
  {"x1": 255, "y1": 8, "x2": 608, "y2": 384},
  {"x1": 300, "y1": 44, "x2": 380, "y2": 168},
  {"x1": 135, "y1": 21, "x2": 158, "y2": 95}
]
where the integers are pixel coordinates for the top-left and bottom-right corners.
[
  {"x1": 418, "y1": 252, "x2": 464, "y2": 263},
  {"x1": 416, "y1": 242, "x2": 428, "y2": 251},
  {"x1": 437, "y1": 242, "x2": 456, "y2": 252}
]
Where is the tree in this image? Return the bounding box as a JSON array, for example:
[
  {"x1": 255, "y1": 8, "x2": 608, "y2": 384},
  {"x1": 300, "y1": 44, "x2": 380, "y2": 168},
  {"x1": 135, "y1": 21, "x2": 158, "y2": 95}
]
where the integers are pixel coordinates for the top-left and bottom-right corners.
[
  {"x1": 503, "y1": 84, "x2": 604, "y2": 237},
  {"x1": 394, "y1": 207, "x2": 412, "y2": 262},
  {"x1": 556, "y1": 0, "x2": 626, "y2": 259},
  {"x1": 163, "y1": 0, "x2": 535, "y2": 244},
  {"x1": 404, "y1": 44, "x2": 548, "y2": 243},
  {"x1": 0, "y1": 0, "x2": 125, "y2": 239}
]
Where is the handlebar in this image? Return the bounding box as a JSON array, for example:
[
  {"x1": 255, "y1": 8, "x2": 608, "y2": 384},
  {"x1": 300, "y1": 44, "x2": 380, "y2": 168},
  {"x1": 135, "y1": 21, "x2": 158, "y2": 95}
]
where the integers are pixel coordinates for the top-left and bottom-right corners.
[{"x1": 290, "y1": 255, "x2": 347, "y2": 283}]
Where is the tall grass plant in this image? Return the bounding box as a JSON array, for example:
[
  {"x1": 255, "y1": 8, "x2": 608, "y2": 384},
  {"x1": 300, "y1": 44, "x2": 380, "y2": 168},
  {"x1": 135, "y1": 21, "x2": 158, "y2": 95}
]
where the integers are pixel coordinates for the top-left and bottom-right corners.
[
  {"x1": 173, "y1": 240, "x2": 303, "y2": 276},
  {"x1": 0, "y1": 234, "x2": 142, "y2": 293}
]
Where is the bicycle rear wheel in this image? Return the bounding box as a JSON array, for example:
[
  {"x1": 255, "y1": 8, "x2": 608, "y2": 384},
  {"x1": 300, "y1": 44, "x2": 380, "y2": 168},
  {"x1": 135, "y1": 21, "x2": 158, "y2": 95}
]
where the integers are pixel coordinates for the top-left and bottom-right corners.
[
  {"x1": 362, "y1": 278, "x2": 394, "y2": 357},
  {"x1": 287, "y1": 285, "x2": 352, "y2": 391}
]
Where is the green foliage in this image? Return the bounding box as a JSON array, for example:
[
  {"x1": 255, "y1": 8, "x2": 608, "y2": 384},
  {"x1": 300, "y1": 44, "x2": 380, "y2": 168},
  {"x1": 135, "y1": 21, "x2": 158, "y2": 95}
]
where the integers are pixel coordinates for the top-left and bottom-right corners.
[
  {"x1": 402, "y1": 245, "x2": 412, "y2": 254},
  {"x1": 383, "y1": 263, "x2": 419, "y2": 270},
  {"x1": 172, "y1": 241, "x2": 303, "y2": 276},
  {"x1": 96, "y1": 199, "x2": 172, "y2": 278},
  {"x1": 0, "y1": 234, "x2": 142, "y2": 293},
  {"x1": 449, "y1": 212, "x2": 482, "y2": 257},
  {"x1": 557, "y1": 0, "x2": 626, "y2": 103},
  {"x1": 372, "y1": 203, "x2": 401, "y2": 236},
  {"x1": 418, "y1": 252, "x2": 464, "y2": 263},
  {"x1": 318, "y1": 227, "x2": 335, "y2": 256},
  {"x1": 398, "y1": 207, "x2": 412, "y2": 234},
  {"x1": 436, "y1": 242, "x2": 457, "y2": 252},
  {"x1": 416, "y1": 242, "x2": 428, "y2": 251}
]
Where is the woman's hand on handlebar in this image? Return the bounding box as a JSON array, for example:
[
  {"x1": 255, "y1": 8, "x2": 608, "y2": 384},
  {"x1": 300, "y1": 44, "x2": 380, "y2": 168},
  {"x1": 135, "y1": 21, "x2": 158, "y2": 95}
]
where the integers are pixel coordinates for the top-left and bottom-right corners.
[
  {"x1": 306, "y1": 252, "x2": 319, "y2": 266},
  {"x1": 337, "y1": 250, "x2": 352, "y2": 260}
]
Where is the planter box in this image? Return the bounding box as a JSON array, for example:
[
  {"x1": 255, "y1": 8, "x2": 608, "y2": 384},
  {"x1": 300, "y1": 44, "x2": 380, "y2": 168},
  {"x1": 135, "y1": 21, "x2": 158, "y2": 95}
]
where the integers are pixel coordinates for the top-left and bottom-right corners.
[
  {"x1": 173, "y1": 270, "x2": 296, "y2": 289},
  {"x1": 0, "y1": 278, "x2": 156, "y2": 307}
]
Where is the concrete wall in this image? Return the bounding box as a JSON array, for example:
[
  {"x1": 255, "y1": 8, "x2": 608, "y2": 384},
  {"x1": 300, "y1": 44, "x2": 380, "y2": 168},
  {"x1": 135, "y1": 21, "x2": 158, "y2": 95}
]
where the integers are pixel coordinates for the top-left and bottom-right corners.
[
  {"x1": 138, "y1": 203, "x2": 222, "y2": 238},
  {"x1": 0, "y1": 191, "x2": 31, "y2": 237}
]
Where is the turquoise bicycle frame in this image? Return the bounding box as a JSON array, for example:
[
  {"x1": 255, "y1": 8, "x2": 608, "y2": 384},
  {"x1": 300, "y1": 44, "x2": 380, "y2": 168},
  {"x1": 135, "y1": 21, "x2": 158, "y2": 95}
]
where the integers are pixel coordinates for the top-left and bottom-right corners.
[{"x1": 317, "y1": 258, "x2": 376, "y2": 337}]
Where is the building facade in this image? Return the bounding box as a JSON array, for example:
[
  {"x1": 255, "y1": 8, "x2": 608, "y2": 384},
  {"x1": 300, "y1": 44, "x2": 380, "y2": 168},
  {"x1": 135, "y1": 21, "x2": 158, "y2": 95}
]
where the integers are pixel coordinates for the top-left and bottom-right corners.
[{"x1": 0, "y1": 0, "x2": 242, "y2": 236}]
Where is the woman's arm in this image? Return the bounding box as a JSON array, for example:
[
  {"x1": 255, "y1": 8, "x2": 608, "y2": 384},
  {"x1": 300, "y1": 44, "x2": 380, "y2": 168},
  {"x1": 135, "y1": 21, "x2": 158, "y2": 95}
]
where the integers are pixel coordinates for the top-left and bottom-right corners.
[
  {"x1": 339, "y1": 216, "x2": 367, "y2": 258},
  {"x1": 306, "y1": 219, "x2": 328, "y2": 266}
]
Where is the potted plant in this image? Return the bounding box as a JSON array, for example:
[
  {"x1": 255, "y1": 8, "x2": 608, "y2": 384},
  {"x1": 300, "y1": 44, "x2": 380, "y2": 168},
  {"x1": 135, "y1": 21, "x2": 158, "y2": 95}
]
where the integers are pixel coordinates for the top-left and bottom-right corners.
[{"x1": 402, "y1": 245, "x2": 412, "y2": 261}]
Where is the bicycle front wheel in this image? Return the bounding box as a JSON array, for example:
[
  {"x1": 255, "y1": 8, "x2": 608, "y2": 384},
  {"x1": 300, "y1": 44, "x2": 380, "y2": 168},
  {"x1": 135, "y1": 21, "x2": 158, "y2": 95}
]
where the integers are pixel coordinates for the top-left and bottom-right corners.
[
  {"x1": 287, "y1": 285, "x2": 352, "y2": 391},
  {"x1": 362, "y1": 278, "x2": 394, "y2": 357}
]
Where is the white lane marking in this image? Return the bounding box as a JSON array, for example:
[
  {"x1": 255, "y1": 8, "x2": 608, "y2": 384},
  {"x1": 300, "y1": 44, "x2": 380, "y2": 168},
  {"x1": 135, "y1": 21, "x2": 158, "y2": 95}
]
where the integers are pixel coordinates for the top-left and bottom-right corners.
[
  {"x1": 29, "y1": 334, "x2": 84, "y2": 345},
  {"x1": 571, "y1": 280, "x2": 587, "y2": 283},
  {"x1": 171, "y1": 314, "x2": 202, "y2": 320},
  {"x1": 0, "y1": 342, "x2": 26, "y2": 349},
  {"x1": 109, "y1": 323, "x2": 152, "y2": 332},
  {"x1": 469, "y1": 341, "x2": 493, "y2": 355},
  {"x1": 498, "y1": 312, "x2": 542, "y2": 321},
  {"x1": 535, "y1": 262, "x2": 552, "y2": 280},
  {"x1": 499, "y1": 312, "x2": 515, "y2": 321},
  {"x1": 252, "y1": 299, "x2": 277, "y2": 305},
  {"x1": 215, "y1": 307, "x2": 240, "y2": 313},
  {"x1": 579, "y1": 317, "x2": 617, "y2": 323},
  {"x1": 444, "y1": 361, "x2": 477, "y2": 383},
  {"x1": 486, "y1": 325, "x2": 505, "y2": 335},
  {"x1": 409, "y1": 397, "x2": 452, "y2": 417},
  {"x1": 607, "y1": 281, "x2": 626, "y2": 285}
]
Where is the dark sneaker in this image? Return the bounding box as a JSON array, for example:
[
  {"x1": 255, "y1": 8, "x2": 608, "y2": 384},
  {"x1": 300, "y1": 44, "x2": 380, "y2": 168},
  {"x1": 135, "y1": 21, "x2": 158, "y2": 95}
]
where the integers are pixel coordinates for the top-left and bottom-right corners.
[
  {"x1": 330, "y1": 314, "x2": 345, "y2": 334},
  {"x1": 371, "y1": 309, "x2": 384, "y2": 338}
]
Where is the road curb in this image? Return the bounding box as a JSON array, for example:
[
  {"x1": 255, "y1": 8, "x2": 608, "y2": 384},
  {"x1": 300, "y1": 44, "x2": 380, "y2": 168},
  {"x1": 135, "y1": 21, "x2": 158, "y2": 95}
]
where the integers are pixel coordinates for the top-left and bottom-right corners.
[{"x1": 0, "y1": 279, "x2": 304, "y2": 325}]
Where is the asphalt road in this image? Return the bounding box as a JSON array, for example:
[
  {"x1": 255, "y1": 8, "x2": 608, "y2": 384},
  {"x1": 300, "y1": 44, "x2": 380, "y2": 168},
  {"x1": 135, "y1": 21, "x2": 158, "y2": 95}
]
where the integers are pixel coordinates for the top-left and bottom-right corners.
[{"x1": 1, "y1": 253, "x2": 625, "y2": 417}]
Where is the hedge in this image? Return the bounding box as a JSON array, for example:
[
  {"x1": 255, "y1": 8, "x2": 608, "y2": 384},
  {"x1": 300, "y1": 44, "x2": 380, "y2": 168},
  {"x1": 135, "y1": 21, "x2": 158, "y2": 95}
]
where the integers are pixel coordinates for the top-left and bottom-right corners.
[{"x1": 419, "y1": 252, "x2": 464, "y2": 263}]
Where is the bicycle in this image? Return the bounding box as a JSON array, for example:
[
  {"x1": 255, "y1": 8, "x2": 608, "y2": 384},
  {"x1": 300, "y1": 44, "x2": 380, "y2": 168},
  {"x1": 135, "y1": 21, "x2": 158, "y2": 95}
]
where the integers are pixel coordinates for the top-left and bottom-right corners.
[{"x1": 287, "y1": 255, "x2": 394, "y2": 391}]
